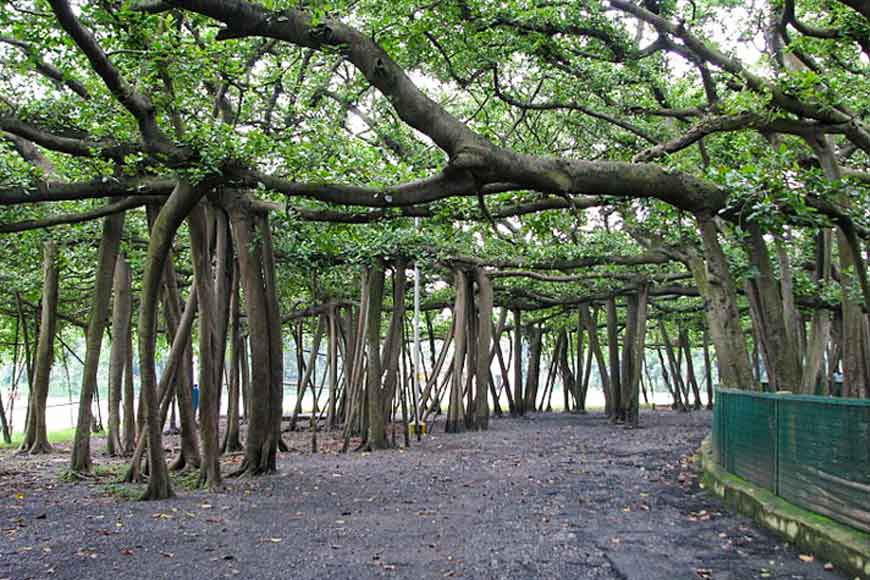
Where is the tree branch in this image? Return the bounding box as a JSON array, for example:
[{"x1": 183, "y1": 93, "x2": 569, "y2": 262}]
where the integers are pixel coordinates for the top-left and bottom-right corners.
[
  {"x1": 0, "y1": 196, "x2": 161, "y2": 233},
  {"x1": 47, "y1": 0, "x2": 178, "y2": 155}
]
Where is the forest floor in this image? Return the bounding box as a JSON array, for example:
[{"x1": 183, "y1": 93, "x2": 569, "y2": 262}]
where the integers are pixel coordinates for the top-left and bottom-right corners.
[{"x1": 0, "y1": 410, "x2": 850, "y2": 580}]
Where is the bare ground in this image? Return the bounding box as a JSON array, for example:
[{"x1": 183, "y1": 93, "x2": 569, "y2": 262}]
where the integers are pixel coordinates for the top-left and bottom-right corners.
[{"x1": 0, "y1": 411, "x2": 851, "y2": 580}]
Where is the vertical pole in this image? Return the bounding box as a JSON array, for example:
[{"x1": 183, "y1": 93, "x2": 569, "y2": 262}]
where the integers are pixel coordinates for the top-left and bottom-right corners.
[{"x1": 412, "y1": 218, "x2": 422, "y2": 436}]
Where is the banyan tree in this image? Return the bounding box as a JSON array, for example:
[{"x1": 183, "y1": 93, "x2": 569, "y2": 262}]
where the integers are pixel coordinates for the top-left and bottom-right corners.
[{"x1": 0, "y1": 0, "x2": 867, "y2": 499}]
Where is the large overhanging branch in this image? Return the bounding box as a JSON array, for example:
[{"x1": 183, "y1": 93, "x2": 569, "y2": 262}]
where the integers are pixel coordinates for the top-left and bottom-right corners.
[
  {"x1": 0, "y1": 176, "x2": 177, "y2": 205},
  {"x1": 506, "y1": 284, "x2": 699, "y2": 310},
  {"x1": 453, "y1": 251, "x2": 674, "y2": 271},
  {"x1": 480, "y1": 153, "x2": 728, "y2": 212},
  {"x1": 0, "y1": 116, "x2": 141, "y2": 160},
  {"x1": 161, "y1": 0, "x2": 485, "y2": 159},
  {"x1": 0, "y1": 196, "x2": 162, "y2": 233},
  {"x1": 247, "y1": 169, "x2": 518, "y2": 207},
  {"x1": 510, "y1": 283, "x2": 841, "y2": 312},
  {"x1": 633, "y1": 113, "x2": 852, "y2": 162},
  {"x1": 158, "y1": 0, "x2": 729, "y2": 214},
  {"x1": 253, "y1": 192, "x2": 608, "y2": 222},
  {"x1": 489, "y1": 270, "x2": 692, "y2": 284},
  {"x1": 3, "y1": 133, "x2": 56, "y2": 175},
  {"x1": 17, "y1": 0, "x2": 859, "y2": 225},
  {"x1": 804, "y1": 196, "x2": 870, "y2": 240}
]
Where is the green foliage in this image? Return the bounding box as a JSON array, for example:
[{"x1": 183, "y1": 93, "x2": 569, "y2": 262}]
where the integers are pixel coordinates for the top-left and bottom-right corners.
[{"x1": 0, "y1": 0, "x2": 866, "y2": 363}]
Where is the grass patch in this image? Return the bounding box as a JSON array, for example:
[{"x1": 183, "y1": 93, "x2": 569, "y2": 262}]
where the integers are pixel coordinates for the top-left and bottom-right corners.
[
  {"x1": 94, "y1": 463, "x2": 125, "y2": 479},
  {"x1": 171, "y1": 468, "x2": 202, "y2": 491},
  {"x1": 103, "y1": 482, "x2": 145, "y2": 501},
  {"x1": 0, "y1": 427, "x2": 78, "y2": 450}
]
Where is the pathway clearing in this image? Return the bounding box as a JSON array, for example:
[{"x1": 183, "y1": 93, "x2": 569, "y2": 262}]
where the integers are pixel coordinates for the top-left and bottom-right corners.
[{"x1": 0, "y1": 411, "x2": 848, "y2": 579}]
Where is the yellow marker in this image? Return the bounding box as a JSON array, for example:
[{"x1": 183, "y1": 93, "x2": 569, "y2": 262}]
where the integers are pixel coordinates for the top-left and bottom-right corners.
[{"x1": 408, "y1": 421, "x2": 428, "y2": 435}]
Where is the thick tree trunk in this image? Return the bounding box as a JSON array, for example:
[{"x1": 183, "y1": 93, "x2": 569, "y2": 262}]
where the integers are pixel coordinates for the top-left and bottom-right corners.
[
  {"x1": 229, "y1": 204, "x2": 284, "y2": 473},
  {"x1": 801, "y1": 231, "x2": 833, "y2": 394},
  {"x1": 580, "y1": 304, "x2": 611, "y2": 411},
  {"x1": 811, "y1": 138, "x2": 870, "y2": 397},
  {"x1": 475, "y1": 269, "x2": 493, "y2": 430},
  {"x1": 524, "y1": 324, "x2": 543, "y2": 412},
  {"x1": 71, "y1": 209, "x2": 124, "y2": 472},
  {"x1": 122, "y1": 308, "x2": 136, "y2": 454},
  {"x1": 19, "y1": 242, "x2": 59, "y2": 455},
  {"x1": 326, "y1": 302, "x2": 339, "y2": 430},
  {"x1": 694, "y1": 214, "x2": 755, "y2": 390},
  {"x1": 363, "y1": 259, "x2": 388, "y2": 447},
  {"x1": 679, "y1": 326, "x2": 702, "y2": 409},
  {"x1": 574, "y1": 310, "x2": 585, "y2": 412},
  {"x1": 223, "y1": 263, "x2": 243, "y2": 452},
  {"x1": 774, "y1": 237, "x2": 803, "y2": 363},
  {"x1": 556, "y1": 330, "x2": 576, "y2": 413},
  {"x1": 240, "y1": 333, "x2": 251, "y2": 420},
  {"x1": 212, "y1": 209, "x2": 233, "y2": 418},
  {"x1": 107, "y1": 254, "x2": 131, "y2": 456},
  {"x1": 623, "y1": 287, "x2": 648, "y2": 427},
  {"x1": 463, "y1": 272, "x2": 477, "y2": 427},
  {"x1": 745, "y1": 222, "x2": 801, "y2": 391},
  {"x1": 579, "y1": 331, "x2": 594, "y2": 412},
  {"x1": 254, "y1": 212, "x2": 284, "y2": 459},
  {"x1": 137, "y1": 183, "x2": 204, "y2": 500},
  {"x1": 188, "y1": 202, "x2": 222, "y2": 488},
  {"x1": 512, "y1": 308, "x2": 523, "y2": 416},
  {"x1": 126, "y1": 286, "x2": 198, "y2": 483},
  {"x1": 162, "y1": 256, "x2": 201, "y2": 471},
  {"x1": 382, "y1": 259, "x2": 408, "y2": 428},
  {"x1": 17, "y1": 294, "x2": 35, "y2": 438},
  {"x1": 618, "y1": 299, "x2": 635, "y2": 424},
  {"x1": 0, "y1": 391, "x2": 9, "y2": 444},
  {"x1": 447, "y1": 270, "x2": 468, "y2": 433},
  {"x1": 660, "y1": 322, "x2": 687, "y2": 412},
  {"x1": 606, "y1": 297, "x2": 621, "y2": 418}
]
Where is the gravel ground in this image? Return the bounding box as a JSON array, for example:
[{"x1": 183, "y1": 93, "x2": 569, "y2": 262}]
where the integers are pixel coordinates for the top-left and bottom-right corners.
[{"x1": 0, "y1": 410, "x2": 851, "y2": 580}]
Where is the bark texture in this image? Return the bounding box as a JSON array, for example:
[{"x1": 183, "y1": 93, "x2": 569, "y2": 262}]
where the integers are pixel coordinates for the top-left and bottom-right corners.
[{"x1": 19, "y1": 242, "x2": 59, "y2": 455}]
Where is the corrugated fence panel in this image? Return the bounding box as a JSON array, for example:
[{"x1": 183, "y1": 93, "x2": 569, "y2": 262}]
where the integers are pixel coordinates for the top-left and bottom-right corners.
[
  {"x1": 726, "y1": 392, "x2": 777, "y2": 489},
  {"x1": 778, "y1": 398, "x2": 870, "y2": 533},
  {"x1": 713, "y1": 389, "x2": 870, "y2": 534}
]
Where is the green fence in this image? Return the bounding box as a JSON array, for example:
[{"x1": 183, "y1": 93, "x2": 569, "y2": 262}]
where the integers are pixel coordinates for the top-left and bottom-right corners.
[{"x1": 712, "y1": 388, "x2": 870, "y2": 534}]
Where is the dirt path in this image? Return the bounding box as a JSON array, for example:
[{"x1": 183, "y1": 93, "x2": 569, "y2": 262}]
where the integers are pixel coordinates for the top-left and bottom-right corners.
[{"x1": 0, "y1": 411, "x2": 848, "y2": 579}]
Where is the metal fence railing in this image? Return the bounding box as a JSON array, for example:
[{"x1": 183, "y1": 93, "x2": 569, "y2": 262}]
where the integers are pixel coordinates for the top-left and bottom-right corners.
[{"x1": 712, "y1": 388, "x2": 870, "y2": 534}]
